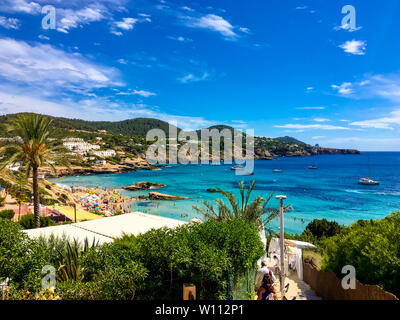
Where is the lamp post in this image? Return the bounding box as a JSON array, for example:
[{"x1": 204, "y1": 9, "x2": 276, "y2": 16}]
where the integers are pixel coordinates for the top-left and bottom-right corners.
[{"x1": 275, "y1": 195, "x2": 286, "y2": 300}]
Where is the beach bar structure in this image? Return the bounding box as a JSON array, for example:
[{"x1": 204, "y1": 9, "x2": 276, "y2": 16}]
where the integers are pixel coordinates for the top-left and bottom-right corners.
[{"x1": 23, "y1": 212, "x2": 187, "y2": 244}]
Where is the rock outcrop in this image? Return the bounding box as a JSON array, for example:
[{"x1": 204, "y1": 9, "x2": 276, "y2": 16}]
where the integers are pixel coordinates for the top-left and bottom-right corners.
[
  {"x1": 123, "y1": 181, "x2": 165, "y2": 191},
  {"x1": 148, "y1": 192, "x2": 189, "y2": 200}
]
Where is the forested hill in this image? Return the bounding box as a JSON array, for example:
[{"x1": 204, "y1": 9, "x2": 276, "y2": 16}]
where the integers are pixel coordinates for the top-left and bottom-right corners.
[
  {"x1": 0, "y1": 113, "x2": 361, "y2": 157},
  {"x1": 0, "y1": 113, "x2": 177, "y2": 137}
]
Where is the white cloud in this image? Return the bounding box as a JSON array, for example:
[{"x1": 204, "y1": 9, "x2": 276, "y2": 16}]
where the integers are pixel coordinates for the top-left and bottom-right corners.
[
  {"x1": 0, "y1": 16, "x2": 20, "y2": 29},
  {"x1": 167, "y1": 36, "x2": 193, "y2": 42},
  {"x1": 0, "y1": 0, "x2": 41, "y2": 14},
  {"x1": 332, "y1": 82, "x2": 353, "y2": 95},
  {"x1": 349, "y1": 110, "x2": 400, "y2": 130},
  {"x1": 296, "y1": 106, "x2": 326, "y2": 110},
  {"x1": 0, "y1": 38, "x2": 121, "y2": 94},
  {"x1": 184, "y1": 14, "x2": 238, "y2": 38},
  {"x1": 178, "y1": 72, "x2": 210, "y2": 83},
  {"x1": 313, "y1": 118, "x2": 330, "y2": 122},
  {"x1": 339, "y1": 40, "x2": 366, "y2": 55},
  {"x1": 275, "y1": 124, "x2": 350, "y2": 130},
  {"x1": 117, "y1": 89, "x2": 156, "y2": 97},
  {"x1": 114, "y1": 17, "x2": 137, "y2": 30},
  {"x1": 334, "y1": 24, "x2": 362, "y2": 32},
  {"x1": 38, "y1": 34, "x2": 50, "y2": 40},
  {"x1": 57, "y1": 5, "x2": 105, "y2": 32}
]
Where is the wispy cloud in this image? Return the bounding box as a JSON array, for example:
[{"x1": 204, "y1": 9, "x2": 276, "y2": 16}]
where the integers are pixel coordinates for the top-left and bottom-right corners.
[
  {"x1": 313, "y1": 118, "x2": 330, "y2": 122},
  {"x1": 116, "y1": 89, "x2": 156, "y2": 97},
  {"x1": 334, "y1": 24, "x2": 362, "y2": 32},
  {"x1": 178, "y1": 72, "x2": 211, "y2": 83},
  {"x1": 339, "y1": 40, "x2": 366, "y2": 55},
  {"x1": 0, "y1": 37, "x2": 121, "y2": 95},
  {"x1": 183, "y1": 13, "x2": 239, "y2": 39},
  {"x1": 296, "y1": 106, "x2": 326, "y2": 110},
  {"x1": 275, "y1": 124, "x2": 350, "y2": 130},
  {"x1": 331, "y1": 82, "x2": 353, "y2": 95},
  {"x1": 167, "y1": 36, "x2": 193, "y2": 43},
  {"x1": 0, "y1": 16, "x2": 20, "y2": 29},
  {"x1": 350, "y1": 110, "x2": 400, "y2": 130}
]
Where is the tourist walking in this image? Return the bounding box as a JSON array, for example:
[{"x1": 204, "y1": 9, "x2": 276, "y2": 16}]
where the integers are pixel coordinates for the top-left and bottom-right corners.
[{"x1": 254, "y1": 260, "x2": 276, "y2": 294}]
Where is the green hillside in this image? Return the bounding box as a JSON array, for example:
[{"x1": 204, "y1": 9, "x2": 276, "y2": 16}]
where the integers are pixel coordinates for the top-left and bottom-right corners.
[{"x1": 0, "y1": 113, "x2": 178, "y2": 137}]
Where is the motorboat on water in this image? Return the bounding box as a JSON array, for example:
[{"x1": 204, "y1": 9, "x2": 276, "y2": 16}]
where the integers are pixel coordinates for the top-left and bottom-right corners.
[
  {"x1": 231, "y1": 165, "x2": 245, "y2": 171},
  {"x1": 358, "y1": 156, "x2": 380, "y2": 185},
  {"x1": 308, "y1": 166, "x2": 318, "y2": 170},
  {"x1": 272, "y1": 169, "x2": 282, "y2": 172},
  {"x1": 358, "y1": 177, "x2": 380, "y2": 185},
  {"x1": 239, "y1": 172, "x2": 254, "y2": 176}
]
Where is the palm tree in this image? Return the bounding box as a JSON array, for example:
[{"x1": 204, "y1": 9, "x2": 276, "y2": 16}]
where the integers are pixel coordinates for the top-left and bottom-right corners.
[
  {"x1": 193, "y1": 180, "x2": 292, "y2": 236},
  {"x1": 0, "y1": 114, "x2": 68, "y2": 228}
]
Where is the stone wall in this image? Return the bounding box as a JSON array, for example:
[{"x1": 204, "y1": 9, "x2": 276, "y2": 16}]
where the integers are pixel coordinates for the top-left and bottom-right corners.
[{"x1": 303, "y1": 261, "x2": 398, "y2": 300}]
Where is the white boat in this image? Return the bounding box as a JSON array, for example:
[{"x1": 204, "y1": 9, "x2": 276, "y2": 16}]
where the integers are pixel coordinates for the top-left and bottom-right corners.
[
  {"x1": 272, "y1": 169, "x2": 282, "y2": 172},
  {"x1": 240, "y1": 172, "x2": 254, "y2": 176},
  {"x1": 358, "y1": 178, "x2": 380, "y2": 185},
  {"x1": 308, "y1": 166, "x2": 318, "y2": 170},
  {"x1": 358, "y1": 156, "x2": 380, "y2": 185},
  {"x1": 231, "y1": 165, "x2": 245, "y2": 171}
]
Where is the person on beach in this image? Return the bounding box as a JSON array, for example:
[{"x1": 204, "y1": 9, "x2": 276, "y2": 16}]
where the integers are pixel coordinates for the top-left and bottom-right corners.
[
  {"x1": 254, "y1": 261, "x2": 276, "y2": 294},
  {"x1": 257, "y1": 273, "x2": 277, "y2": 300}
]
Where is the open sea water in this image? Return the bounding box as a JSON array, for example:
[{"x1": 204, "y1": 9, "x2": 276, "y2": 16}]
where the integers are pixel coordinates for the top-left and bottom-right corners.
[{"x1": 51, "y1": 152, "x2": 400, "y2": 234}]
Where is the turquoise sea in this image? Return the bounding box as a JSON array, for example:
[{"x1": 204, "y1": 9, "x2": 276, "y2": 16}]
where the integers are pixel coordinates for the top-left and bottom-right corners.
[{"x1": 50, "y1": 152, "x2": 400, "y2": 234}]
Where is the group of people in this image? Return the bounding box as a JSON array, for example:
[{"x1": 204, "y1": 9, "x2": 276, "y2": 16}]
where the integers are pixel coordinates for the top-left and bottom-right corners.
[{"x1": 254, "y1": 260, "x2": 278, "y2": 300}]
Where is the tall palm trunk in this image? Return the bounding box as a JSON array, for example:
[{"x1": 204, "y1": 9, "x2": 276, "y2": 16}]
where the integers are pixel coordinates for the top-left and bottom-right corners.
[{"x1": 32, "y1": 165, "x2": 40, "y2": 228}]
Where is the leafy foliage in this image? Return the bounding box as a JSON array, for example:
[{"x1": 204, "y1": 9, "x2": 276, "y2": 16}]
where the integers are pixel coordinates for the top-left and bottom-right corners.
[
  {"x1": 0, "y1": 114, "x2": 69, "y2": 228},
  {"x1": 0, "y1": 209, "x2": 15, "y2": 220},
  {"x1": 19, "y1": 214, "x2": 56, "y2": 229},
  {"x1": 193, "y1": 180, "x2": 291, "y2": 235},
  {"x1": 322, "y1": 211, "x2": 400, "y2": 297},
  {"x1": 0, "y1": 218, "x2": 47, "y2": 292},
  {"x1": 305, "y1": 218, "x2": 342, "y2": 239}
]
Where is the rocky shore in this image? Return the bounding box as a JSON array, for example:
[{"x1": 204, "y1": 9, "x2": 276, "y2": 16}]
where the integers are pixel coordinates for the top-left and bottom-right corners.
[
  {"x1": 138, "y1": 192, "x2": 190, "y2": 201},
  {"x1": 123, "y1": 181, "x2": 165, "y2": 191},
  {"x1": 42, "y1": 160, "x2": 157, "y2": 178}
]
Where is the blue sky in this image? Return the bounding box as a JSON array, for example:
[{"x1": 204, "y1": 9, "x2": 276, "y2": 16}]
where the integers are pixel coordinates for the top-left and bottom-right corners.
[{"x1": 0, "y1": 0, "x2": 399, "y2": 151}]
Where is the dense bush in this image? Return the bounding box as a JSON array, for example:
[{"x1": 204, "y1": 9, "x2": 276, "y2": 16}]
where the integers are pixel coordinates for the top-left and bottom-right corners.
[
  {"x1": 322, "y1": 211, "x2": 400, "y2": 297},
  {"x1": 19, "y1": 214, "x2": 56, "y2": 229},
  {"x1": 109, "y1": 218, "x2": 265, "y2": 300},
  {"x1": 0, "y1": 209, "x2": 15, "y2": 220},
  {"x1": 0, "y1": 218, "x2": 47, "y2": 292},
  {"x1": 1, "y1": 218, "x2": 264, "y2": 300},
  {"x1": 305, "y1": 218, "x2": 342, "y2": 239}
]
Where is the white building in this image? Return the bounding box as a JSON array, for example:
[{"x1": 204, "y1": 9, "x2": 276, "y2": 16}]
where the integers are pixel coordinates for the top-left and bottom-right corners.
[
  {"x1": 91, "y1": 149, "x2": 116, "y2": 158},
  {"x1": 63, "y1": 138, "x2": 100, "y2": 154}
]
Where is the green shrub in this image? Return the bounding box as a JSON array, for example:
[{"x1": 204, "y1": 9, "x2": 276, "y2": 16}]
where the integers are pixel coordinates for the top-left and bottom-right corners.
[
  {"x1": 0, "y1": 218, "x2": 47, "y2": 292},
  {"x1": 19, "y1": 214, "x2": 56, "y2": 229},
  {"x1": 116, "y1": 218, "x2": 264, "y2": 300},
  {"x1": 305, "y1": 218, "x2": 342, "y2": 239},
  {"x1": 0, "y1": 209, "x2": 15, "y2": 220},
  {"x1": 322, "y1": 211, "x2": 400, "y2": 297}
]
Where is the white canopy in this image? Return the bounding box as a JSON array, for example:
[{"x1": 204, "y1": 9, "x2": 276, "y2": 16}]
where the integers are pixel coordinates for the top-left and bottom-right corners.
[{"x1": 23, "y1": 212, "x2": 187, "y2": 245}]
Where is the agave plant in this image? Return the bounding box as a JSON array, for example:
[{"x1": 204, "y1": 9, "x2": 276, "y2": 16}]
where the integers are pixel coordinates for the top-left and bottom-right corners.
[
  {"x1": 56, "y1": 238, "x2": 97, "y2": 282},
  {"x1": 193, "y1": 180, "x2": 292, "y2": 235},
  {"x1": 0, "y1": 114, "x2": 70, "y2": 228}
]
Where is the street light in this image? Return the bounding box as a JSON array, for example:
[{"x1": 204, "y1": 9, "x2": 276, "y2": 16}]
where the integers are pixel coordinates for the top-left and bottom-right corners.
[{"x1": 275, "y1": 195, "x2": 287, "y2": 300}]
